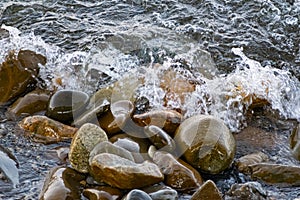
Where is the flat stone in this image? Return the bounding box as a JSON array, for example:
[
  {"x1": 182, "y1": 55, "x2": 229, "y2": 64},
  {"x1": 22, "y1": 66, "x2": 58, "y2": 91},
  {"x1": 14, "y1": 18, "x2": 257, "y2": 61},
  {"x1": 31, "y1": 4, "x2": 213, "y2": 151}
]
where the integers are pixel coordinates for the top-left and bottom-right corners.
[
  {"x1": 6, "y1": 89, "x2": 50, "y2": 120},
  {"x1": 191, "y1": 180, "x2": 222, "y2": 200},
  {"x1": 226, "y1": 181, "x2": 267, "y2": 200},
  {"x1": 0, "y1": 50, "x2": 46, "y2": 105},
  {"x1": 83, "y1": 186, "x2": 123, "y2": 200},
  {"x1": 133, "y1": 110, "x2": 182, "y2": 136},
  {"x1": 175, "y1": 115, "x2": 236, "y2": 174},
  {"x1": 249, "y1": 163, "x2": 300, "y2": 186},
  {"x1": 90, "y1": 153, "x2": 164, "y2": 189},
  {"x1": 153, "y1": 151, "x2": 202, "y2": 192},
  {"x1": 18, "y1": 115, "x2": 77, "y2": 144},
  {"x1": 69, "y1": 123, "x2": 108, "y2": 173},
  {"x1": 235, "y1": 152, "x2": 269, "y2": 174}
]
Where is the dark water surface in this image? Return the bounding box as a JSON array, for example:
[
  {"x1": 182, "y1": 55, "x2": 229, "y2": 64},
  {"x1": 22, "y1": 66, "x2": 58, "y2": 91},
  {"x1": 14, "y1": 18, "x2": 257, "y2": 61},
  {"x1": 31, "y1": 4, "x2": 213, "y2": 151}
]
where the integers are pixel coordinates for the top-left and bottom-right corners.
[{"x1": 0, "y1": 0, "x2": 300, "y2": 199}]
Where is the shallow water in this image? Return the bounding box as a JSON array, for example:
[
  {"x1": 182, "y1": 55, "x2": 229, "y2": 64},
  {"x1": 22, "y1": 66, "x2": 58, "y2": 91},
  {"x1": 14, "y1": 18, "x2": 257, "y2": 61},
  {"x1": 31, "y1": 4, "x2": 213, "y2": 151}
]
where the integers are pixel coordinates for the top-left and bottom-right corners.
[{"x1": 0, "y1": 0, "x2": 300, "y2": 199}]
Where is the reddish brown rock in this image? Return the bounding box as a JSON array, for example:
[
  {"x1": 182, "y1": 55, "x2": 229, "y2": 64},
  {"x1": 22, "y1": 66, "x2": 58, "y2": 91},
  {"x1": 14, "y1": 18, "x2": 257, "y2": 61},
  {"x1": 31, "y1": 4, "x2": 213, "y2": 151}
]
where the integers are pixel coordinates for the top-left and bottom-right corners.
[
  {"x1": 191, "y1": 180, "x2": 222, "y2": 200},
  {"x1": 153, "y1": 151, "x2": 203, "y2": 192},
  {"x1": 0, "y1": 50, "x2": 46, "y2": 105},
  {"x1": 19, "y1": 115, "x2": 77, "y2": 144}
]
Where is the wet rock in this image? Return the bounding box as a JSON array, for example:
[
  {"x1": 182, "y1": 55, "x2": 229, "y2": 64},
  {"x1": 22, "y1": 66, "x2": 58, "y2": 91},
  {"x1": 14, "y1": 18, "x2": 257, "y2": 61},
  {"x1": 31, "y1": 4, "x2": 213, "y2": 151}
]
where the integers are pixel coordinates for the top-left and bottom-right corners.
[
  {"x1": 249, "y1": 163, "x2": 300, "y2": 186},
  {"x1": 153, "y1": 151, "x2": 202, "y2": 192},
  {"x1": 89, "y1": 141, "x2": 135, "y2": 164},
  {"x1": 144, "y1": 125, "x2": 176, "y2": 153},
  {"x1": 122, "y1": 189, "x2": 152, "y2": 200},
  {"x1": 6, "y1": 89, "x2": 50, "y2": 120},
  {"x1": 225, "y1": 181, "x2": 267, "y2": 200},
  {"x1": 133, "y1": 110, "x2": 182, "y2": 136},
  {"x1": 98, "y1": 100, "x2": 134, "y2": 136},
  {"x1": 46, "y1": 90, "x2": 89, "y2": 124},
  {"x1": 175, "y1": 115, "x2": 236, "y2": 174},
  {"x1": 0, "y1": 144, "x2": 19, "y2": 187},
  {"x1": 235, "y1": 152, "x2": 269, "y2": 174},
  {"x1": 0, "y1": 50, "x2": 46, "y2": 105},
  {"x1": 290, "y1": 123, "x2": 300, "y2": 160},
  {"x1": 72, "y1": 87, "x2": 111, "y2": 127},
  {"x1": 143, "y1": 184, "x2": 178, "y2": 200},
  {"x1": 90, "y1": 153, "x2": 164, "y2": 189},
  {"x1": 190, "y1": 180, "x2": 222, "y2": 200},
  {"x1": 39, "y1": 167, "x2": 86, "y2": 200},
  {"x1": 69, "y1": 123, "x2": 108, "y2": 173},
  {"x1": 83, "y1": 186, "x2": 123, "y2": 200},
  {"x1": 19, "y1": 115, "x2": 77, "y2": 144}
]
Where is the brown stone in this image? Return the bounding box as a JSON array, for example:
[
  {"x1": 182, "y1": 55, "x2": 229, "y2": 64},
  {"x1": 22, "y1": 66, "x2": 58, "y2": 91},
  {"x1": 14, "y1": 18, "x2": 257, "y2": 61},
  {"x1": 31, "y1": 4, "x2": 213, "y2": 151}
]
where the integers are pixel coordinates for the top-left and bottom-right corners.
[
  {"x1": 191, "y1": 180, "x2": 222, "y2": 200},
  {"x1": 133, "y1": 110, "x2": 182, "y2": 136},
  {"x1": 39, "y1": 167, "x2": 85, "y2": 200},
  {"x1": 153, "y1": 151, "x2": 202, "y2": 192},
  {"x1": 18, "y1": 115, "x2": 77, "y2": 144},
  {"x1": 290, "y1": 123, "x2": 300, "y2": 160},
  {"x1": 0, "y1": 50, "x2": 46, "y2": 105},
  {"x1": 235, "y1": 152, "x2": 269, "y2": 174},
  {"x1": 175, "y1": 115, "x2": 236, "y2": 174},
  {"x1": 90, "y1": 153, "x2": 164, "y2": 189},
  {"x1": 6, "y1": 89, "x2": 50, "y2": 120},
  {"x1": 249, "y1": 163, "x2": 300, "y2": 186}
]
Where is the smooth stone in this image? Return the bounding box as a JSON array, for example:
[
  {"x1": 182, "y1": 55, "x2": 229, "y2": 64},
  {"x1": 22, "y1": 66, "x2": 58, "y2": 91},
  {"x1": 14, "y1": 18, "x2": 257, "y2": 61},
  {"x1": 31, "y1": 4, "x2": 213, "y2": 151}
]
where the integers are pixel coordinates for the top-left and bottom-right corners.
[
  {"x1": 143, "y1": 184, "x2": 178, "y2": 200},
  {"x1": 72, "y1": 87, "x2": 111, "y2": 127},
  {"x1": 133, "y1": 110, "x2": 182, "y2": 136},
  {"x1": 175, "y1": 115, "x2": 236, "y2": 174},
  {"x1": 6, "y1": 89, "x2": 50, "y2": 120},
  {"x1": 69, "y1": 123, "x2": 108, "y2": 173},
  {"x1": 190, "y1": 180, "x2": 222, "y2": 200},
  {"x1": 90, "y1": 153, "x2": 164, "y2": 189},
  {"x1": 0, "y1": 144, "x2": 19, "y2": 187},
  {"x1": 122, "y1": 189, "x2": 152, "y2": 200},
  {"x1": 18, "y1": 115, "x2": 78, "y2": 144},
  {"x1": 46, "y1": 90, "x2": 89, "y2": 124},
  {"x1": 235, "y1": 152, "x2": 269, "y2": 174},
  {"x1": 0, "y1": 50, "x2": 46, "y2": 105},
  {"x1": 83, "y1": 186, "x2": 123, "y2": 200},
  {"x1": 249, "y1": 163, "x2": 300, "y2": 186},
  {"x1": 144, "y1": 125, "x2": 176, "y2": 153},
  {"x1": 153, "y1": 151, "x2": 202, "y2": 192},
  {"x1": 290, "y1": 123, "x2": 300, "y2": 160},
  {"x1": 113, "y1": 138, "x2": 145, "y2": 163},
  {"x1": 89, "y1": 141, "x2": 135, "y2": 165},
  {"x1": 225, "y1": 181, "x2": 267, "y2": 200},
  {"x1": 39, "y1": 167, "x2": 85, "y2": 200}
]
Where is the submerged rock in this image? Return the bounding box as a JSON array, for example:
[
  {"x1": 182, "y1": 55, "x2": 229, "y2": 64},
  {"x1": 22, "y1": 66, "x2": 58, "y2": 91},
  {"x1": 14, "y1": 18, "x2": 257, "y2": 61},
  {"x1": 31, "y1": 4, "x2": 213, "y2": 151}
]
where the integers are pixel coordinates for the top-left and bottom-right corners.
[
  {"x1": 133, "y1": 110, "x2": 182, "y2": 136},
  {"x1": 290, "y1": 123, "x2": 300, "y2": 160},
  {"x1": 153, "y1": 151, "x2": 202, "y2": 192},
  {"x1": 39, "y1": 167, "x2": 85, "y2": 200},
  {"x1": 143, "y1": 184, "x2": 178, "y2": 200},
  {"x1": 6, "y1": 89, "x2": 50, "y2": 120},
  {"x1": 90, "y1": 153, "x2": 164, "y2": 189},
  {"x1": 0, "y1": 144, "x2": 19, "y2": 187},
  {"x1": 19, "y1": 115, "x2": 77, "y2": 144},
  {"x1": 0, "y1": 50, "x2": 46, "y2": 105},
  {"x1": 69, "y1": 123, "x2": 108, "y2": 173},
  {"x1": 175, "y1": 115, "x2": 236, "y2": 174},
  {"x1": 249, "y1": 163, "x2": 300, "y2": 186},
  {"x1": 190, "y1": 180, "x2": 222, "y2": 200},
  {"x1": 225, "y1": 181, "x2": 267, "y2": 200},
  {"x1": 46, "y1": 90, "x2": 89, "y2": 124}
]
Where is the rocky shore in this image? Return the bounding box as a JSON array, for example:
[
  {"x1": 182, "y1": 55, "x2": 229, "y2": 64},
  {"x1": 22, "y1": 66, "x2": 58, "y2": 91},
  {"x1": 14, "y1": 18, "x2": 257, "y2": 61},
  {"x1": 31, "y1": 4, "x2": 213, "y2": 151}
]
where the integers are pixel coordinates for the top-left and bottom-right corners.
[{"x1": 1, "y1": 49, "x2": 300, "y2": 200}]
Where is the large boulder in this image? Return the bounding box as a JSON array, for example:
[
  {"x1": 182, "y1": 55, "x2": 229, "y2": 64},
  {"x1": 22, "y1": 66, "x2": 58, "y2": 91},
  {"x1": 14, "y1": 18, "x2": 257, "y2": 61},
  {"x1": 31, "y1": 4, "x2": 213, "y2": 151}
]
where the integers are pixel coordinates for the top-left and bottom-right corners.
[{"x1": 174, "y1": 115, "x2": 236, "y2": 174}]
